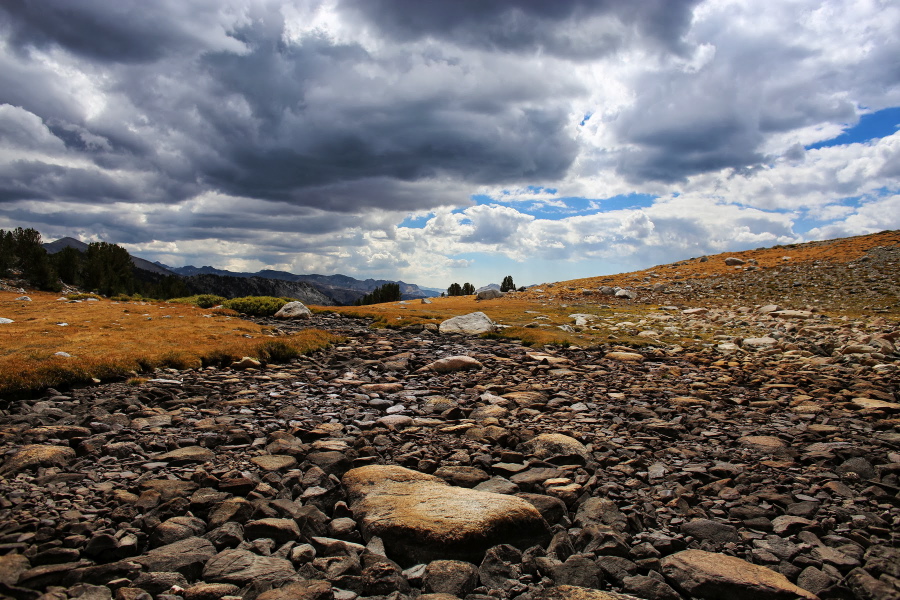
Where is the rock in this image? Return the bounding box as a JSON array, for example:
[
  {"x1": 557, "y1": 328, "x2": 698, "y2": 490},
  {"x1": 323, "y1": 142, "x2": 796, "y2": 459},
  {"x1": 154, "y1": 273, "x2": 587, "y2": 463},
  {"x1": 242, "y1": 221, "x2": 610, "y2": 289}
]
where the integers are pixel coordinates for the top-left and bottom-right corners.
[
  {"x1": 742, "y1": 337, "x2": 778, "y2": 348},
  {"x1": 201, "y1": 549, "x2": 295, "y2": 586},
  {"x1": 552, "y1": 555, "x2": 600, "y2": 588},
  {"x1": 622, "y1": 575, "x2": 682, "y2": 600},
  {"x1": 770, "y1": 310, "x2": 814, "y2": 319},
  {"x1": 183, "y1": 583, "x2": 241, "y2": 600},
  {"x1": 846, "y1": 567, "x2": 899, "y2": 600},
  {"x1": 434, "y1": 466, "x2": 491, "y2": 488},
  {"x1": 574, "y1": 497, "x2": 627, "y2": 532},
  {"x1": 836, "y1": 457, "x2": 876, "y2": 480},
  {"x1": 152, "y1": 516, "x2": 207, "y2": 547},
  {"x1": 661, "y1": 549, "x2": 818, "y2": 600},
  {"x1": 476, "y1": 289, "x2": 505, "y2": 300},
  {"x1": 604, "y1": 352, "x2": 644, "y2": 362},
  {"x1": 0, "y1": 553, "x2": 30, "y2": 585},
  {"x1": 420, "y1": 356, "x2": 483, "y2": 373},
  {"x1": 438, "y1": 312, "x2": 496, "y2": 335},
  {"x1": 0, "y1": 444, "x2": 76, "y2": 475},
  {"x1": 0, "y1": 318, "x2": 13, "y2": 324},
  {"x1": 522, "y1": 434, "x2": 589, "y2": 461},
  {"x1": 231, "y1": 356, "x2": 262, "y2": 370},
  {"x1": 256, "y1": 581, "x2": 332, "y2": 600},
  {"x1": 534, "y1": 586, "x2": 642, "y2": 600},
  {"x1": 851, "y1": 398, "x2": 900, "y2": 412},
  {"x1": 244, "y1": 519, "x2": 301, "y2": 544},
  {"x1": 342, "y1": 465, "x2": 550, "y2": 565},
  {"x1": 615, "y1": 289, "x2": 637, "y2": 299},
  {"x1": 478, "y1": 544, "x2": 521, "y2": 589},
  {"x1": 423, "y1": 560, "x2": 479, "y2": 597},
  {"x1": 681, "y1": 519, "x2": 740, "y2": 545},
  {"x1": 154, "y1": 446, "x2": 215, "y2": 465},
  {"x1": 132, "y1": 572, "x2": 189, "y2": 596},
  {"x1": 273, "y1": 301, "x2": 312, "y2": 319},
  {"x1": 737, "y1": 435, "x2": 786, "y2": 452},
  {"x1": 725, "y1": 257, "x2": 746, "y2": 265},
  {"x1": 133, "y1": 537, "x2": 217, "y2": 579},
  {"x1": 250, "y1": 455, "x2": 298, "y2": 471}
]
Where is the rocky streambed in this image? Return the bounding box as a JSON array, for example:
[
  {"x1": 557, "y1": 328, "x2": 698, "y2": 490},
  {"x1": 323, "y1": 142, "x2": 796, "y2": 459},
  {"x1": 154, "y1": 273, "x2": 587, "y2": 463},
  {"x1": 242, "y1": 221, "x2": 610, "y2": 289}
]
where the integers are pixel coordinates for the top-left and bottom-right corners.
[{"x1": 1, "y1": 312, "x2": 898, "y2": 600}]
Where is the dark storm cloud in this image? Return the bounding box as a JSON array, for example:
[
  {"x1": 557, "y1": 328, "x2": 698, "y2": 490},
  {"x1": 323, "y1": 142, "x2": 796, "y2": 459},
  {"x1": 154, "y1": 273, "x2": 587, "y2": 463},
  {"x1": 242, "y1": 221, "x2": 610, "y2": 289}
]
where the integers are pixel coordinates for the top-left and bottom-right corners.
[
  {"x1": 0, "y1": 0, "x2": 227, "y2": 63},
  {"x1": 337, "y1": 0, "x2": 701, "y2": 58}
]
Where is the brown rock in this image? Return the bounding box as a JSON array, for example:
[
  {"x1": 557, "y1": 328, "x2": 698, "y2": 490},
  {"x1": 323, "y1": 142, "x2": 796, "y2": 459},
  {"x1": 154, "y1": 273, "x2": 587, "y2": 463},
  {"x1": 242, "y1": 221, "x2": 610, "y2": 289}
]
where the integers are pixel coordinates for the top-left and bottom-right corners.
[
  {"x1": 0, "y1": 444, "x2": 75, "y2": 475},
  {"x1": 661, "y1": 549, "x2": 818, "y2": 600},
  {"x1": 343, "y1": 465, "x2": 550, "y2": 565}
]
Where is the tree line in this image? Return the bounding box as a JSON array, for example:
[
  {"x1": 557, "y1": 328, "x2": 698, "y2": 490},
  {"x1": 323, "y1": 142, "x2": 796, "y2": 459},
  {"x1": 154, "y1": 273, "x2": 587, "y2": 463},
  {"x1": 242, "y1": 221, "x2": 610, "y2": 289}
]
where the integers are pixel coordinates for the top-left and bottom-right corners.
[
  {"x1": 354, "y1": 282, "x2": 401, "y2": 305},
  {"x1": 445, "y1": 275, "x2": 518, "y2": 296},
  {"x1": 0, "y1": 227, "x2": 188, "y2": 298}
]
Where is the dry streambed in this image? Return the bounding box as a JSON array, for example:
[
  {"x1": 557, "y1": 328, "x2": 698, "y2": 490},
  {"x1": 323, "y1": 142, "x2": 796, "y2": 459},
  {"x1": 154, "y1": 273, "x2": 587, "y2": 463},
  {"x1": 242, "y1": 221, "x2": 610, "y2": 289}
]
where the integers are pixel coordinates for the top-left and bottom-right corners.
[{"x1": 0, "y1": 312, "x2": 898, "y2": 600}]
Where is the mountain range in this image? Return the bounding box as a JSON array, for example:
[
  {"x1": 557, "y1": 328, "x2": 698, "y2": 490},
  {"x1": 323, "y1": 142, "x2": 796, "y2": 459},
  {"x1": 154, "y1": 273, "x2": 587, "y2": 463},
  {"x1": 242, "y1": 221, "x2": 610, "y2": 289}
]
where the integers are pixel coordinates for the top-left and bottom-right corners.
[{"x1": 42, "y1": 237, "x2": 442, "y2": 305}]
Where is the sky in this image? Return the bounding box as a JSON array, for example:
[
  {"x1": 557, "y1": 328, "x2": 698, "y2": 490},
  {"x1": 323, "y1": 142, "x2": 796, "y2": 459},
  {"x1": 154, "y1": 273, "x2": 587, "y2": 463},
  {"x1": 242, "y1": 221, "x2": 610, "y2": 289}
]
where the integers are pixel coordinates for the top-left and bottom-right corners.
[{"x1": 1, "y1": 0, "x2": 899, "y2": 289}]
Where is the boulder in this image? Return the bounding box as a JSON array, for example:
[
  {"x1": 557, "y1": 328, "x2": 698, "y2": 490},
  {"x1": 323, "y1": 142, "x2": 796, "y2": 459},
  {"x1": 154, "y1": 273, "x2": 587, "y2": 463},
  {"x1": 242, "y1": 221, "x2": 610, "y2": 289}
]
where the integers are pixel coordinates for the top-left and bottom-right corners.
[
  {"x1": 522, "y1": 434, "x2": 589, "y2": 461},
  {"x1": 274, "y1": 301, "x2": 312, "y2": 319},
  {"x1": 342, "y1": 465, "x2": 550, "y2": 565},
  {"x1": 724, "y1": 257, "x2": 746, "y2": 266},
  {"x1": 419, "y1": 356, "x2": 483, "y2": 373},
  {"x1": 133, "y1": 537, "x2": 217, "y2": 579},
  {"x1": 476, "y1": 289, "x2": 505, "y2": 300},
  {"x1": 661, "y1": 549, "x2": 818, "y2": 600},
  {"x1": 201, "y1": 549, "x2": 295, "y2": 586},
  {"x1": 0, "y1": 444, "x2": 75, "y2": 475},
  {"x1": 438, "y1": 312, "x2": 496, "y2": 335}
]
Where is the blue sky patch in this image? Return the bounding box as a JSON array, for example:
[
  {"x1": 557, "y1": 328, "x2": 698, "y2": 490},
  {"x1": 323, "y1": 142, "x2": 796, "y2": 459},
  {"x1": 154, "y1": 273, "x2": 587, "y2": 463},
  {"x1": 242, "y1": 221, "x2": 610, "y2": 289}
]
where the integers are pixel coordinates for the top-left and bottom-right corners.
[{"x1": 807, "y1": 106, "x2": 900, "y2": 150}]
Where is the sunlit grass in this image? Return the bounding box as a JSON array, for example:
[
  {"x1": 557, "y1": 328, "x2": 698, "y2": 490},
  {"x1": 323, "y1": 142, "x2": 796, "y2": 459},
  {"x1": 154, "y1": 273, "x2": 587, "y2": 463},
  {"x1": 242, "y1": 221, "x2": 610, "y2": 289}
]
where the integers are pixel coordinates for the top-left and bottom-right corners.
[{"x1": 0, "y1": 292, "x2": 339, "y2": 396}]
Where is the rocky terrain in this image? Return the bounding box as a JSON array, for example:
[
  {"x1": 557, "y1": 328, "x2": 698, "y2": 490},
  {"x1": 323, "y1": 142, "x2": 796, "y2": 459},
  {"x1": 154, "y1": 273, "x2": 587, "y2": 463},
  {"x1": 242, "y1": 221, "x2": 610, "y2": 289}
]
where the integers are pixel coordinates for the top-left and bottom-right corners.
[{"x1": 1, "y1": 236, "x2": 899, "y2": 600}]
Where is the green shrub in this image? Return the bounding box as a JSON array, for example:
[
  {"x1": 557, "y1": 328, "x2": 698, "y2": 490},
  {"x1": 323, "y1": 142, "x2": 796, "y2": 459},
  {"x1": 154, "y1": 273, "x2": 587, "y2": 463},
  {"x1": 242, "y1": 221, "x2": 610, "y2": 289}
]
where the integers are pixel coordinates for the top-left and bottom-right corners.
[
  {"x1": 168, "y1": 294, "x2": 226, "y2": 308},
  {"x1": 67, "y1": 293, "x2": 103, "y2": 300},
  {"x1": 221, "y1": 296, "x2": 294, "y2": 317}
]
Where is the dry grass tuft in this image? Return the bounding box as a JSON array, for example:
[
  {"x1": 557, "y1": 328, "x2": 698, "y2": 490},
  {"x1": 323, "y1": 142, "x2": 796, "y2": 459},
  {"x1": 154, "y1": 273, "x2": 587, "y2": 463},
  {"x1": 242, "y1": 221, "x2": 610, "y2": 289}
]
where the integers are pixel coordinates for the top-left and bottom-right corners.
[{"x1": 0, "y1": 292, "x2": 339, "y2": 396}]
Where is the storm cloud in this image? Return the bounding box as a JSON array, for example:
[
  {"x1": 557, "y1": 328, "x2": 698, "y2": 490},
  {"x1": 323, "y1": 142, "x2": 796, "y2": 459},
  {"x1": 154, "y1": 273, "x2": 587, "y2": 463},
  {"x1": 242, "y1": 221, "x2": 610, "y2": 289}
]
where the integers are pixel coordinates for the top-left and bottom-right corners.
[{"x1": 0, "y1": 0, "x2": 898, "y2": 286}]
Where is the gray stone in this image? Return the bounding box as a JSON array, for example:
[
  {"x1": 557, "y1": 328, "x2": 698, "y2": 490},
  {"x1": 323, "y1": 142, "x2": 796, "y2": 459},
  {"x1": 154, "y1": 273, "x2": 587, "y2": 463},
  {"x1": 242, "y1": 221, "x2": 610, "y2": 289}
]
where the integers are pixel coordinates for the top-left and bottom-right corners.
[
  {"x1": 438, "y1": 312, "x2": 496, "y2": 335},
  {"x1": 274, "y1": 301, "x2": 312, "y2": 319}
]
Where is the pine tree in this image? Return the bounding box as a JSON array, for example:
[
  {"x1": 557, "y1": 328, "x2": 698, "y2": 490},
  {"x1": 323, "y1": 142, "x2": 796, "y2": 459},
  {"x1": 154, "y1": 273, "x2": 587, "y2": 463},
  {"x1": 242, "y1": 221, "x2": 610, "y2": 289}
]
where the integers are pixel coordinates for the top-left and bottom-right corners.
[
  {"x1": 355, "y1": 282, "x2": 401, "y2": 305},
  {"x1": 84, "y1": 242, "x2": 135, "y2": 296},
  {"x1": 500, "y1": 275, "x2": 515, "y2": 292},
  {"x1": 462, "y1": 282, "x2": 475, "y2": 295},
  {"x1": 447, "y1": 282, "x2": 462, "y2": 296}
]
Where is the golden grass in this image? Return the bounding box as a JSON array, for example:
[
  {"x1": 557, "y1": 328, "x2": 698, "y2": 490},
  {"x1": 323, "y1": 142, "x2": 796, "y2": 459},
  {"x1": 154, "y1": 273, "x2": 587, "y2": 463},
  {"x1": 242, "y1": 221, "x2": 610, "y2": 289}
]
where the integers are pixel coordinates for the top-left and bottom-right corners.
[
  {"x1": 317, "y1": 294, "x2": 674, "y2": 348},
  {"x1": 0, "y1": 292, "x2": 340, "y2": 396}
]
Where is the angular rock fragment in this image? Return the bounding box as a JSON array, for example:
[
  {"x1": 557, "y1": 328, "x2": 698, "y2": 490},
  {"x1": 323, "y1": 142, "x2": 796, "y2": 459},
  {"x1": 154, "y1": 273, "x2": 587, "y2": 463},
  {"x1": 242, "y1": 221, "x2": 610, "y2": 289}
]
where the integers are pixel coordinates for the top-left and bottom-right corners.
[{"x1": 661, "y1": 549, "x2": 818, "y2": 600}]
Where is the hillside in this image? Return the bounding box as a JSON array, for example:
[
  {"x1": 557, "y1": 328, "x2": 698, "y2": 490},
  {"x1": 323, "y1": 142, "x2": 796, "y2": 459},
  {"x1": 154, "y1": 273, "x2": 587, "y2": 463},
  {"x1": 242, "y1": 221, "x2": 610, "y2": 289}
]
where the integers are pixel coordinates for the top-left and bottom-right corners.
[
  {"x1": 183, "y1": 273, "x2": 337, "y2": 305},
  {"x1": 166, "y1": 265, "x2": 439, "y2": 303}
]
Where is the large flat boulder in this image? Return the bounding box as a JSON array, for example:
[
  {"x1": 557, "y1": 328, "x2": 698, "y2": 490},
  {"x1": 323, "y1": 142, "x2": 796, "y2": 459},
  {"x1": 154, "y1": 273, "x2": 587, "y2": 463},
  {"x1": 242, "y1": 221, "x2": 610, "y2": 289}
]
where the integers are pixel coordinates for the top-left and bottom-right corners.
[
  {"x1": 343, "y1": 465, "x2": 550, "y2": 565},
  {"x1": 661, "y1": 549, "x2": 818, "y2": 600},
  {"x1": 0, "y1": 445, "x2": 76, "y2": 476},
  {"x1": 438, "y1": 312, "x2": 496, "y2": 335}
]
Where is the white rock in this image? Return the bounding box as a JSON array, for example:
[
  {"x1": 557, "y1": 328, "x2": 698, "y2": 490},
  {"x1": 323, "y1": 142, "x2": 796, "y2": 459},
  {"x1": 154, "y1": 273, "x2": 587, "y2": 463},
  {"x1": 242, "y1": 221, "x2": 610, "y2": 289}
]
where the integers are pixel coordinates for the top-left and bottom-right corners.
[
  {"x1": 475, "y1": 289, "x2": 505, "y2": 300},
  {"x1": 742, "y1": 337, "x2": 778, "y2": 348},
  {"x1": 274, "y1": 301, "x2": 312, "y2": 319},
  {"x1": 15, "y1": 296, "x2": 31, "y2": 301},
  {"x1": 438, "y1": 312, "x2": 496, "y2": 335},
  {"x1": 0, "y1": 318, "x2": 13, "y2": 324}
]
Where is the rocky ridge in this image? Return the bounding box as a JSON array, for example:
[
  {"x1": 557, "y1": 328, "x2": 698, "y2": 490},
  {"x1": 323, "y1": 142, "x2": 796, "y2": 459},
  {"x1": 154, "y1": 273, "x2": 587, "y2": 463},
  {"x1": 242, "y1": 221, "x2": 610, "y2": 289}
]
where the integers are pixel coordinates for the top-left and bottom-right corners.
[{"x1": 0, "y1": 303, "x2": 898, "y2": 600}]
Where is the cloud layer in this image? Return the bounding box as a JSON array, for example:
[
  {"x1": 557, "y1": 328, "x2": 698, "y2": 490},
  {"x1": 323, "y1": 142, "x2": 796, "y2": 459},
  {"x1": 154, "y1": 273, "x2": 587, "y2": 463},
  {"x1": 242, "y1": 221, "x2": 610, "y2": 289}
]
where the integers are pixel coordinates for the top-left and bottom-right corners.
[{"x1": 1, "y1": 0, "x2": 898, "y2": 287}]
